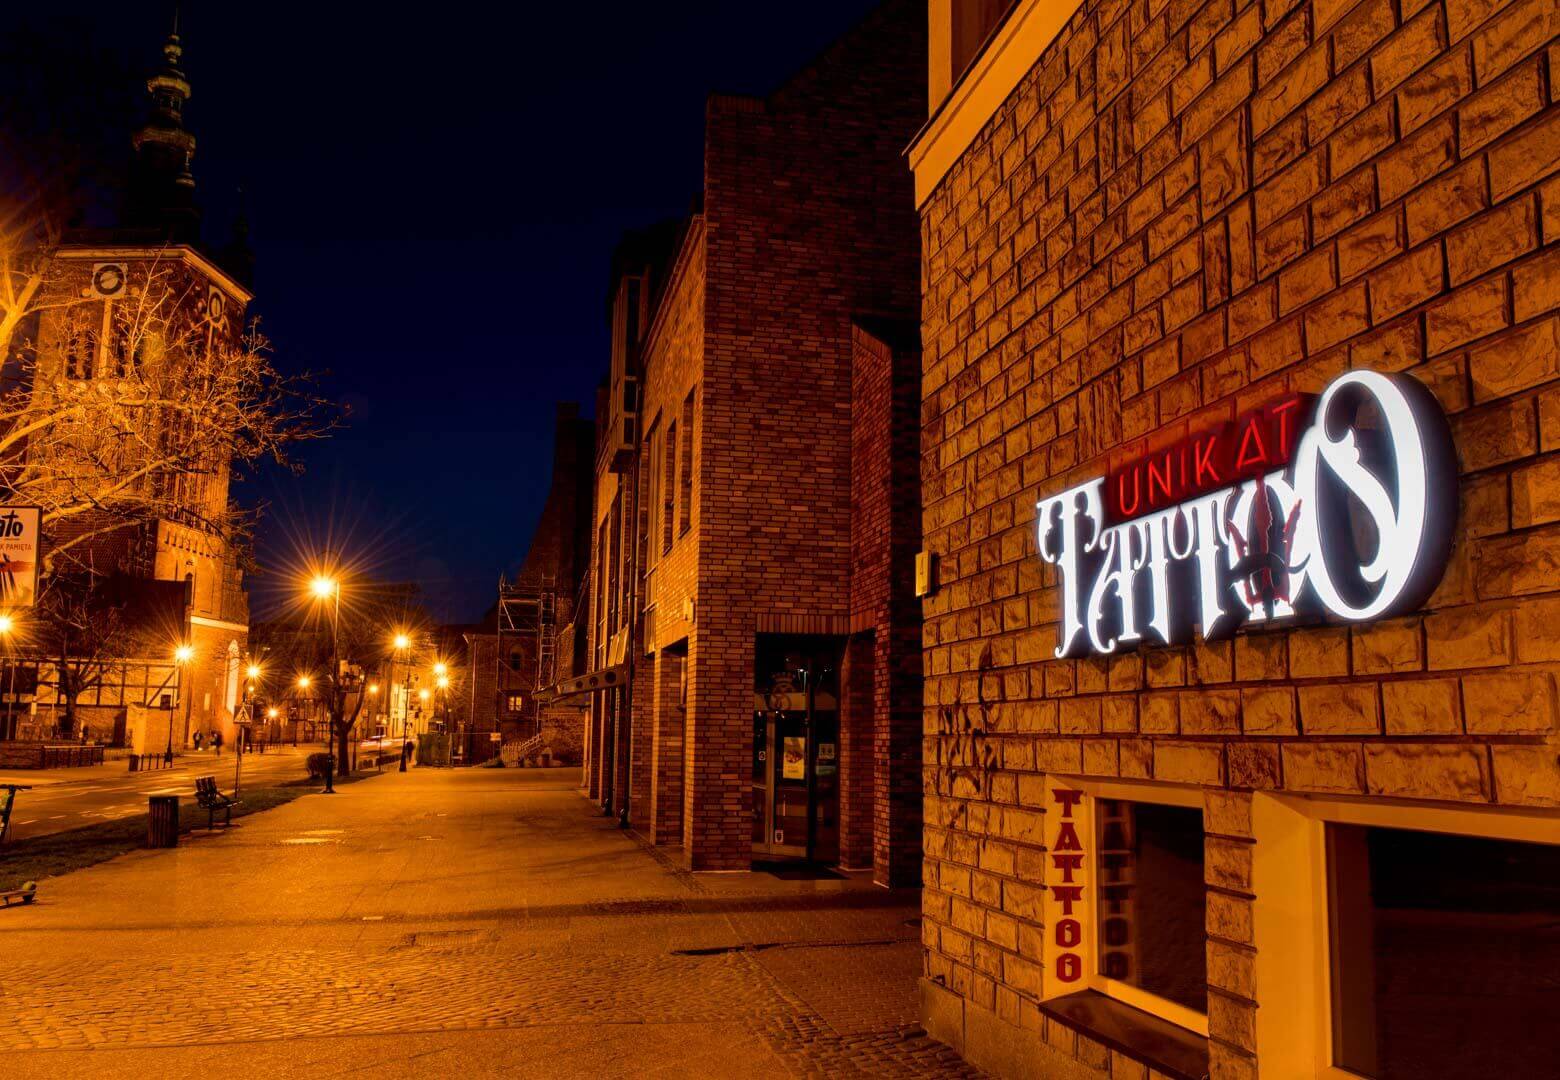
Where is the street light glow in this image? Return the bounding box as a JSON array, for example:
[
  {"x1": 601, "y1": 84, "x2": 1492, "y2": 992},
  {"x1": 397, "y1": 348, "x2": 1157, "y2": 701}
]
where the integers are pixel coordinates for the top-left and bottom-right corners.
[
  {"x1": 436, "y1": 675, "x2": 449, "y2": 690},
  {"x1": 393, "y1": 633, "x2": 410, "y2": 650},
  {"x1": 368, "y1": 683, "x2": 379, "y2": 695},
  {"x1": 175, "y1": 644, "x2": 194, "y2": 663},
  {"x1": 297, "y1": 675, "x2": 311, "y2": 689},
  {"x1": 266, "y1": 707, "x2": 279, "y2": 719},
  {"x1": 310, "y1": 576, "x2": 337, "y2": 598},
  {"x1": 418, "y1": 689, "x2": 430, "y2": 702},
  {"x1": 246, "y1": 664, "x2": 262, "y2": 679},
  {"x1": 0, "y1": 614, "x2": 13, "y2": 635},
  {"x1": 433, "y1": 661, "x2": 447, "y2": 677}
]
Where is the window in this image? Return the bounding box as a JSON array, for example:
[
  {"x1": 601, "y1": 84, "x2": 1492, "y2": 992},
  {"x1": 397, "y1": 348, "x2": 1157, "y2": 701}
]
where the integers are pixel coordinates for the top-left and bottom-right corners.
[
  {"x1": 505, "y1": 692, "x2": 525, "y2": 713},
  {"x1": 1328, "y1": 826, "x2": 1559, "y2": 1080},
  {"x1": 678, "y1": 388, "x2": 695, "y2": 535},
  {"x1": 643, "y1": 418, "x2": 661, "y2": 570},
  {"x1": 1097, "y1": 799, "x2": 1208, "y2": 1014},
  {"x1": 1042, "y1": 778, "x2": 1209, "y2": 1035},
  {"x1": 1250, "y1": 793, "x2": 1559, "y2": 1075},
  {"x1": 65, "y1": 307, "x2": 98, "y2": 379},
  {"x1": 662, "y1": 420, "x2": 676, "y2": 554},
  {"x1": 952, "y1": 0, "x2": 1009, "y2": 85}
]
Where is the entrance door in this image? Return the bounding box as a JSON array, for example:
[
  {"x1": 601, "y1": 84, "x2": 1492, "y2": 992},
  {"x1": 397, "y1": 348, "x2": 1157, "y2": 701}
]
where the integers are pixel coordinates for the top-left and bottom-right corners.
[{"x1": 752, "y1": 637, "x2": 842, "y2": 862}]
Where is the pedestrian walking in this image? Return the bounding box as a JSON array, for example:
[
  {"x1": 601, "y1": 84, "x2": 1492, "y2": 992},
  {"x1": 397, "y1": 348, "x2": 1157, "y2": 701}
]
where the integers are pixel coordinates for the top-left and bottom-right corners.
[
  {"x1": 194, "y1": 731, "x2": 204, "y2": 752},
  {"x1": 213, "y1": 730, "x2": 223, "y2": 757}
]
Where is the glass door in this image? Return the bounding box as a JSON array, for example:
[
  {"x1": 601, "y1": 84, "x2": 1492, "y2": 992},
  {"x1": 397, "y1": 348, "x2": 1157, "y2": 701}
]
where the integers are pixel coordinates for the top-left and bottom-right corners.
[{"x1": 752, "y1": 636, "x2": 843, "y2": 862}]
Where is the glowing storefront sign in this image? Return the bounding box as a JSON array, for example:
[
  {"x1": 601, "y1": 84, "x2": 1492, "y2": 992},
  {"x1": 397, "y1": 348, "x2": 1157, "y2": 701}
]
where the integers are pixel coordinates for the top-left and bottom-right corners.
[{"x1": 1035, "y1": 371, "x2": 1457, "y2": 658}]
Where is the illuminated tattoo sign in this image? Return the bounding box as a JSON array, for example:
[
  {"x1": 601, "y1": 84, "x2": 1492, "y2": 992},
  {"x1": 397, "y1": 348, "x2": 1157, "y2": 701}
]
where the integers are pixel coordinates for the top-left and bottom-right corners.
[
  {"x1": 1036, "y1": 371, "x2": 1457, "y2": 657},
  {"x1": 1049, "y1": 787, "x2": 1088, "y2": 986}
]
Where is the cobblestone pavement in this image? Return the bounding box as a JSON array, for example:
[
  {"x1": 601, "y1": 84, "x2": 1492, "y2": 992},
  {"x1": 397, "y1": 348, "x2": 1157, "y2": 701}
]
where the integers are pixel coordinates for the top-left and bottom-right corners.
[{"x1": 0, "y1": 767, "x2": 979, "y2": 1078}]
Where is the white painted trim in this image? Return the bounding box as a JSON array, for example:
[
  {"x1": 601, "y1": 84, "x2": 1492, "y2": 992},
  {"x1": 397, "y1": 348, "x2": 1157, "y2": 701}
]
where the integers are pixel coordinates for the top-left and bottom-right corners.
[
  {"x1": 189, "y1": 615, "x2": 247, "y2": 634},
  {"x1": 909, "y1": 0, "x2": 1087, "y2": 206},
  {"x1": 1251, "y1": 792, "x2": 1560, "y2": 1077}
]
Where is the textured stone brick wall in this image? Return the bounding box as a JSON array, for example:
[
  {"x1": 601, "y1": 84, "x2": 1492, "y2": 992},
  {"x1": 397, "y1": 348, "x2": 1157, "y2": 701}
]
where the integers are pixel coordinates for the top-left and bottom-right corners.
[{"x1": 918, "y1": 0, "x2": 1560, "y2": 1074}]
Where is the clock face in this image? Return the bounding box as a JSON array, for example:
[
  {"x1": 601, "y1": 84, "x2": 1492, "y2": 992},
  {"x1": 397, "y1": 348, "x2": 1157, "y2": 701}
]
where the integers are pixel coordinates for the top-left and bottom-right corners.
[{"x1": 92, "y1": 263, "x2": 127, "y2": 298}]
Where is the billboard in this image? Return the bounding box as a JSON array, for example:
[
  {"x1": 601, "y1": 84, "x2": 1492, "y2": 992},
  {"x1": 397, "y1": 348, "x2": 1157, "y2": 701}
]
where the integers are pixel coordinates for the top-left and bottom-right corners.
[{"x1": 0, "y1": 506, "x2": 41, "y2": 607}]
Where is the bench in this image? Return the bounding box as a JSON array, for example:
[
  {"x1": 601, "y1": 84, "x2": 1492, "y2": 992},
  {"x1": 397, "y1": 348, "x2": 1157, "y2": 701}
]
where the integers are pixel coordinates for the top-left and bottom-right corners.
[
  {"x1": 1, "y1": 881, "x2": 37, "y2": 907},
  {"x1": 194, "y1": 775, "x2": 240, "y2": 829}
]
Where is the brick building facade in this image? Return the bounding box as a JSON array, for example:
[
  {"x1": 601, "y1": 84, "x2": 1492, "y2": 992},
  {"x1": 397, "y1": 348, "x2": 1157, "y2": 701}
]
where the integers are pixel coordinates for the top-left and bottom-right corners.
[
  {"x1": 912, "y1": 1, "x2": 1560, "y2": 1077},
  {"x1": 575, "y1": 0, "x2": 930, "y2": 880}
]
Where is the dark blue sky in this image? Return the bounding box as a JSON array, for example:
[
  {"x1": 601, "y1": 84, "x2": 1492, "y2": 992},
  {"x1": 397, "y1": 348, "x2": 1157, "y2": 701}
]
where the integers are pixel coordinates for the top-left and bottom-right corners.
[{"x1": 4, "y1": 1, "x2": 884, "y2": 621}]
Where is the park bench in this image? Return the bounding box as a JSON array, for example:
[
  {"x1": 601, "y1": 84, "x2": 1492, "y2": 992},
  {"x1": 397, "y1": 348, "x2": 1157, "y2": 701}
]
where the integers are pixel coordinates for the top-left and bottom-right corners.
[
  {"x1": 193, "y1": 775, "x2": 240, "y2": 830},
  {"x1": 1, "y1": 881, "x2": 37, "y2": 907}
]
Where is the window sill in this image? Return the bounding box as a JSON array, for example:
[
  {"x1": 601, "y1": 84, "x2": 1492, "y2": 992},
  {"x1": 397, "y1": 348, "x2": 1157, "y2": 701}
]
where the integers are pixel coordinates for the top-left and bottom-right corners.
[{"x1": 1039, "y1": 990, "x2": 1209, "y2": 1080}]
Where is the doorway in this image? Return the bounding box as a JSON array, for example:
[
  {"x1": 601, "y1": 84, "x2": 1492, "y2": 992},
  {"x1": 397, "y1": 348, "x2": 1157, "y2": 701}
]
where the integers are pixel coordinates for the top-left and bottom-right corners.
[{"x1": 751, "y1": 636, "x2": 841, "y2": 863}]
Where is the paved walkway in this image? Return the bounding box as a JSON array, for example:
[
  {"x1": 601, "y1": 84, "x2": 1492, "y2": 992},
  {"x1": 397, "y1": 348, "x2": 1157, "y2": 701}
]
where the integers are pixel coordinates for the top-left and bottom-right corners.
[{"x1": 0, "y1": 766, "x2": 976, "y2": 1078}]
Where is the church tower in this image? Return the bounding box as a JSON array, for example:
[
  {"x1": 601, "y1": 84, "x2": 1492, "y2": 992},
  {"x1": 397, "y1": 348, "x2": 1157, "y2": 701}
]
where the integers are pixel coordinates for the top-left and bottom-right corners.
[{"x1": 126, "y1": 16, "x2": 200, "y2": 243}]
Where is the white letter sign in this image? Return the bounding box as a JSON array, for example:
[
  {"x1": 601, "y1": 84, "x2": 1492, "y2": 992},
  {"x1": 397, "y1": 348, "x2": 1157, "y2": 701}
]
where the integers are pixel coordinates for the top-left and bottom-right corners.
[{"x1": 1035, "y1": 372, "x2": 1457, "y2": 657}]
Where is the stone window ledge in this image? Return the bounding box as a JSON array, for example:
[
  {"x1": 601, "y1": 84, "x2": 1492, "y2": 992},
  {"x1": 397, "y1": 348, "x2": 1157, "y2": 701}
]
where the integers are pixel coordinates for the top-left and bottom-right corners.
[{"x1": 1039, "y1": 990, "x2": 1210, "y2": 1080}]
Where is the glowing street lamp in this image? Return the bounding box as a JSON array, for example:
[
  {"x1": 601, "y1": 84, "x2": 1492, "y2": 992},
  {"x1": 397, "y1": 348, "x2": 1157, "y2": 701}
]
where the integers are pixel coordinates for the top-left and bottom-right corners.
[
  {"x1": 0, "y1": 613, "x2": 14, "y2": 740},
  {"x1": 168, "y1": 644, "x2": 194, "y2": 764},
  {"x1": 308, "y1": 572, "x2": 342, "y2": 794}
]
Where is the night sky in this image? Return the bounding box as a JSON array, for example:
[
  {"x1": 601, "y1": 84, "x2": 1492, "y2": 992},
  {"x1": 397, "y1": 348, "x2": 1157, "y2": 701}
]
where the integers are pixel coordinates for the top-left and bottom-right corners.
[{"x1": 2, "y1": 1, "x2": 883, "y2": 622}]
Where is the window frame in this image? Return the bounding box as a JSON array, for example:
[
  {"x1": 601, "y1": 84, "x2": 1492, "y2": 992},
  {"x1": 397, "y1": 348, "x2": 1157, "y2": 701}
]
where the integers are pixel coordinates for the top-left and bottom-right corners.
[
  {"x1": 1250, "y1": 792, "x2": 1560, "y2": 1078},
  {"x1": 678, "y1": 387, "x2": 695, "y2": 536},
  {"x1": 1044, "y1": 775, "x2": 1211, "y2": 1037}
]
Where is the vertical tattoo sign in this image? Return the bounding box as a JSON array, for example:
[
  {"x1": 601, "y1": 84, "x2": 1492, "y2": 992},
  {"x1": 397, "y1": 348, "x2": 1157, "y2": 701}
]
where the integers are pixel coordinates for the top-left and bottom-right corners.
[{"x1": 1047, "y1": 786, "x2": 1089, "y2": 991}]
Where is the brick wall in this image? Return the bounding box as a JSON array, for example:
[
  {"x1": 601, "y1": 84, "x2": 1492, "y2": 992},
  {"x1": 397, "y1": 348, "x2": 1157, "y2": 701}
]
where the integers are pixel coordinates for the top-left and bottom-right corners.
[
  {"x1": 849, "y1": 323, "x2": 927, "y2": 886},
  {"x1": 679, "y1": 0, "x2": 926, "y2": 869},
  {"x1": 918, "y1": 0, "x2": 1560, "y2": 1075}
]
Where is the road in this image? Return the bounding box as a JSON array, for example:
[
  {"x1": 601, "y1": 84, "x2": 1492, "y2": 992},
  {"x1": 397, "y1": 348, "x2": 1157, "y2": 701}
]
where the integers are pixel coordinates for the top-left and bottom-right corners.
[
  {"x1": 1, "y1": 745, "x2": 325, "y2": 841},
  {"x1": 0, "y1": 766, "x2": 976, "y2": 1078}
]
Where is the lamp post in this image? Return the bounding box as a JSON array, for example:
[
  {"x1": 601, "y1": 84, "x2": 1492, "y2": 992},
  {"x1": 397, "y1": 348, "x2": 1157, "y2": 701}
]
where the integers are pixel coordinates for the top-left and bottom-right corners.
[
  {"x1": 297, "y1": 675, "x2": 311, "y2": 750},
  {"x1": 169, "y1": 644, "x2": 194, "y2": 765},
  {"x1": 0, "y1": 614, "x2": 14, "y2": 742},
  {"x1": 310, "y1": 575, "x2": 340, "y2": 794},
  {"x1": 235, "y1": 662, "x2": 260, "y2": 798}
]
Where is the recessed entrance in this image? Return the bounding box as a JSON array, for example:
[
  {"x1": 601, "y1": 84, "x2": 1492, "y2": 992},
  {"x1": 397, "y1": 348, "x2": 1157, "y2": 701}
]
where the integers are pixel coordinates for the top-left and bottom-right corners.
[{"x1": 751, "y1": 635, "x2": 841, "y2": 864}]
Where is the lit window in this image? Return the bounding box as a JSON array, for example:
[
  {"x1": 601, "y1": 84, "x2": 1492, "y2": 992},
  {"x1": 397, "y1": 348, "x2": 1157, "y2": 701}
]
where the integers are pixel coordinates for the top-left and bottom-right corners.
[
  {"x1": 505, "y1": 692, "x2": 524, "y2": 713},
  {"x1": 1096, "y1": 798, "x2": 1208, "y2": 1014},
  {"x1": 1328, "y1": 826, "x2": 1559, "y2": 1079}
]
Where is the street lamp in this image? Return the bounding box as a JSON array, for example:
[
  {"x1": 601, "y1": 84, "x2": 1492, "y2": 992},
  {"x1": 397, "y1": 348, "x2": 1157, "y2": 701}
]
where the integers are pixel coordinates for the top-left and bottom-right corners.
[
  {"x1": 168, "y1": 644, "x2": 194, "y2": 764},
  {"x1": 308, "y1": 574, "x2": 340, "y2": 794},
  {"x1": 391, "y1": 632, "x2": 412, "y2": 741},
  {"x1": 234, "y1": 660, "x2": 262, "y2": 798},
  {"x1": 0, "y1": 613, "x2": 14, "y2": 741}
]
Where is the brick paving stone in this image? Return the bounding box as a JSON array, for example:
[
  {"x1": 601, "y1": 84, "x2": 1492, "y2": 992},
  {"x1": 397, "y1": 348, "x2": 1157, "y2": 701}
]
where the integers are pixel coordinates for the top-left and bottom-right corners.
[{"x1": 0, "y1": 767, "x2": 979, "y2": 1078}]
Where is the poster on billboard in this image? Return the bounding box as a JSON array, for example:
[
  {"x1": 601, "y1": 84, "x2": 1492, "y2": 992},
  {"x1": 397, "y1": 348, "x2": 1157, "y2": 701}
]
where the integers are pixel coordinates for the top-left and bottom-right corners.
[{"x1": 0, "y1": 506, "x2": 41, "y2": 607}]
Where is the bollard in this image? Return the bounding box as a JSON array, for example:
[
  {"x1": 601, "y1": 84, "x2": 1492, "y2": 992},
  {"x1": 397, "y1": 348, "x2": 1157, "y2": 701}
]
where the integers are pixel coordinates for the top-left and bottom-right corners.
[
  {"x1": 147, "y1": 795, "x2": 179, "y2": 848},
  {"x1": 128, "y1": 754, "x2": 140, "y2": 773}
]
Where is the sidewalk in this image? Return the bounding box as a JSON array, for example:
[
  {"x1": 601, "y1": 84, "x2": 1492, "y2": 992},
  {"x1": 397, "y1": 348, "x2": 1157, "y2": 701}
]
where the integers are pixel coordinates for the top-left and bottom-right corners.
[{"x1": 0, "y1": 765, "x2": 977, "y2": 1078}]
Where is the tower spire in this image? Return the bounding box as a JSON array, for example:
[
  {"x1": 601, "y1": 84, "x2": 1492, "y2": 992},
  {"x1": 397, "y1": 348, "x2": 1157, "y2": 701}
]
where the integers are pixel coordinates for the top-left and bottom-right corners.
[{"x1": 126, "y1": 9, "x2": 200, "y2": 241}]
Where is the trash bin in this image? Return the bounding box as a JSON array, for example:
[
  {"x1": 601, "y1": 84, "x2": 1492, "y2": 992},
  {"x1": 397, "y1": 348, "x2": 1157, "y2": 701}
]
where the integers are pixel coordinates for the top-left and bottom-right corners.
[{"x1": 147, "y1": 794, "x2": 179, "y2": 848}]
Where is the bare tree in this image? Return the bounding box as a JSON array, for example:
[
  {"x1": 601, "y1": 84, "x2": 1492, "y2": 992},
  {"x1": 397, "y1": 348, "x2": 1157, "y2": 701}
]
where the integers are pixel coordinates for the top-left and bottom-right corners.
[
  {"x1": 35, "y1": 570, "x2": 134, "y2": 739},
  {"x1": 0, "y1": 216, "x2": 334, "y2": 570}
]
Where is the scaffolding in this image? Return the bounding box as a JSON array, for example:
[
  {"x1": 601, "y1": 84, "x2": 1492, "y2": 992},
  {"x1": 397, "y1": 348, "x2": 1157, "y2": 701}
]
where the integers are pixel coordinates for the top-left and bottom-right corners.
[{"x1": 497, "y1": 572, "x2": 556, "y2": 729}]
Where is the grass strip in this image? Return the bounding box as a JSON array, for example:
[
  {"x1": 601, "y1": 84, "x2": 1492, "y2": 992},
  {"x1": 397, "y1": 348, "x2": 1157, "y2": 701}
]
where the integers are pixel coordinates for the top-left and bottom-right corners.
[{"x1": 0, "y1": 771, "x2": 377, "y2": 892}]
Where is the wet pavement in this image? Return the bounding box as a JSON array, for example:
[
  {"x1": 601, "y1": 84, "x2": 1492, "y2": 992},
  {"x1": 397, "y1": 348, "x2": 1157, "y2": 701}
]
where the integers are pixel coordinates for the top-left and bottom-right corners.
[{"x1": 0, "y1": 765, "x2": 976, "y2": 1078}]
